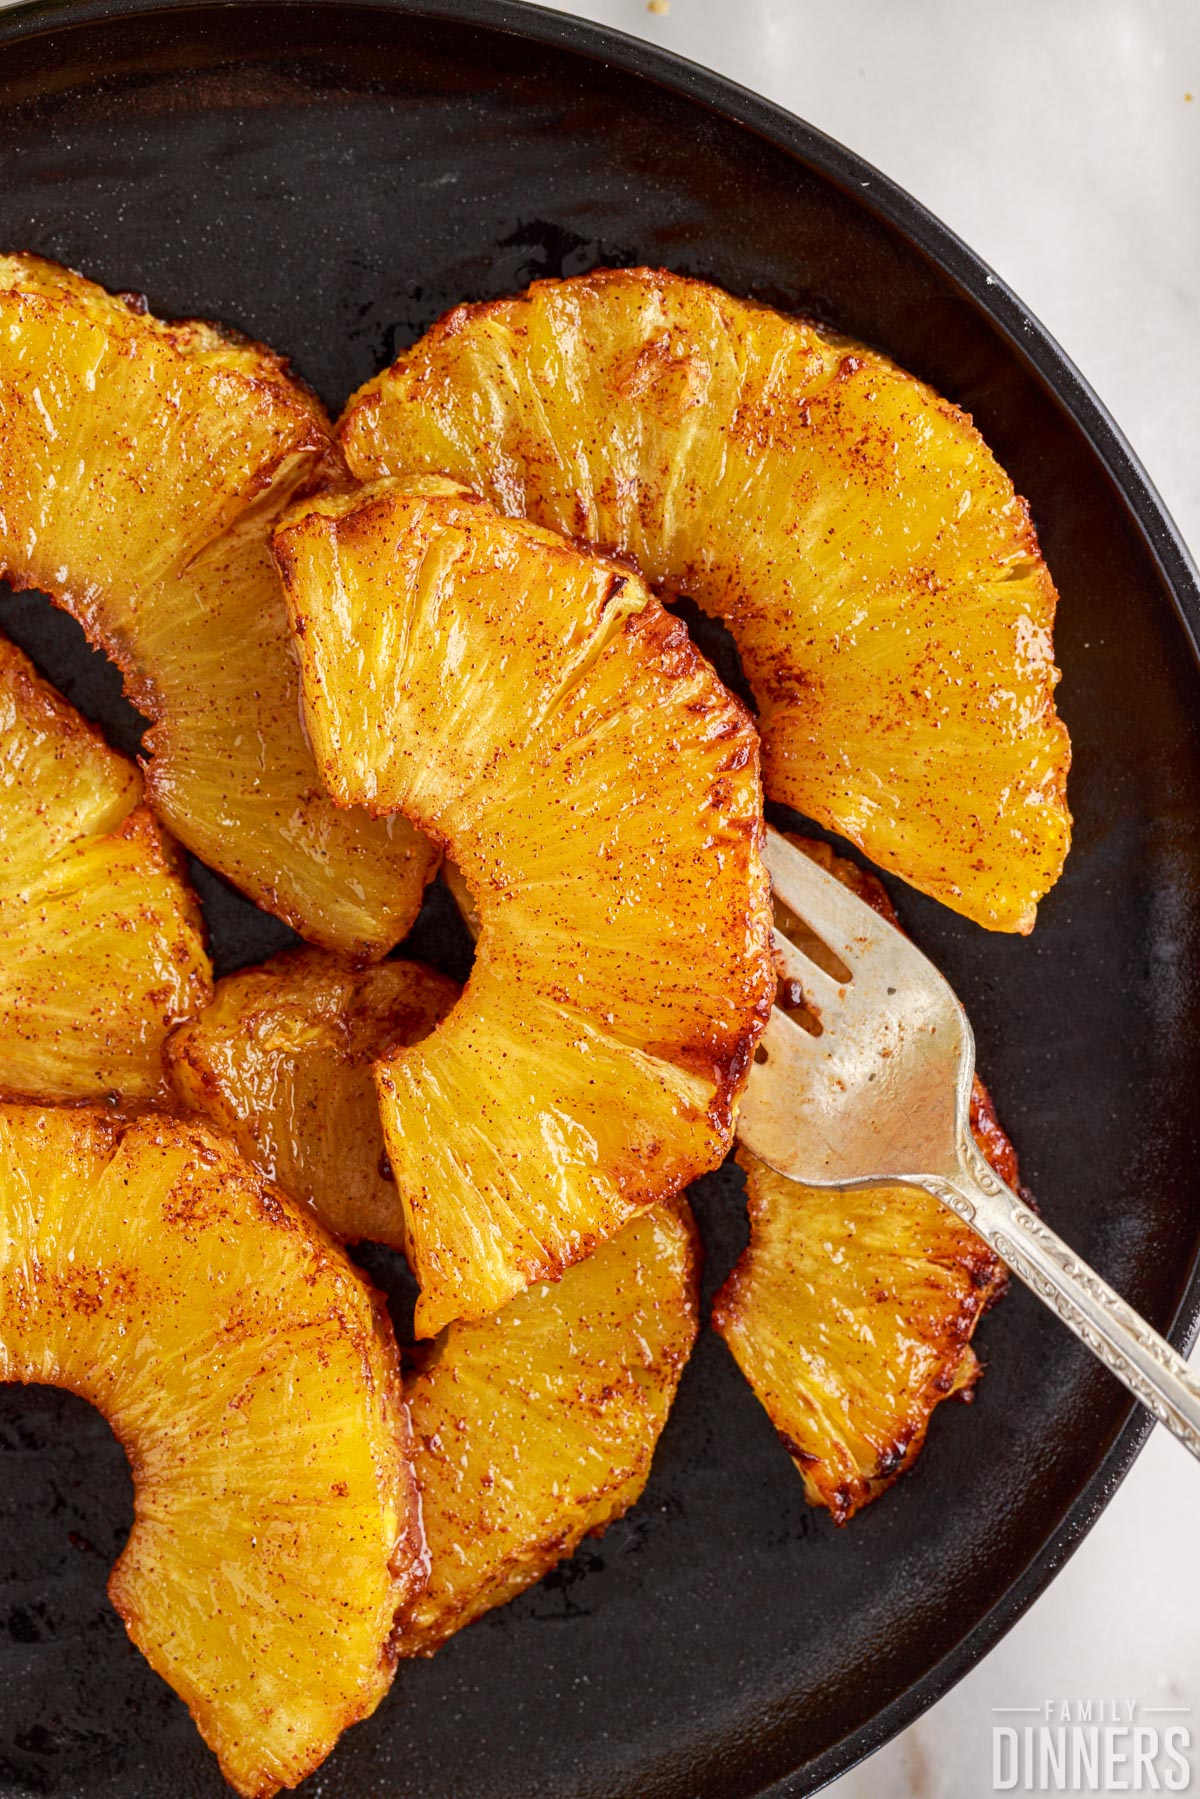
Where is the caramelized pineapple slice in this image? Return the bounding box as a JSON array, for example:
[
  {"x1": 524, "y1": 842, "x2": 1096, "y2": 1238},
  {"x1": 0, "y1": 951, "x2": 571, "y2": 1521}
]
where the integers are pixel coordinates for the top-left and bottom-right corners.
[
  {"x1": 166, "y1": 949, "x2": 457, "y2": 1244},
  {"x1": 715, "y1": 1147, "x2": 1006, "y2": 1525},
  {"x1": 342, "y1": 267, "x2": 1070, "y2": 933},
  {"x1": 274, "y1": 476, "x2": 773, "y2": 1334},
  {"x1": 0, "y1": 634, "x2": 210, "y2": 1101},
  {"x1": 403, "y1": 1198, "x2": 698, "y2": 1653},
  {"x1": 713, "y1": 837, "x2": 1012, "y2": 1523},
  {"x1": 0, "y1": 253, "x2": 434, "y2": 954},
  {"x1": 0, "y1": 1105, "x2": 424, "y2": 1797}
]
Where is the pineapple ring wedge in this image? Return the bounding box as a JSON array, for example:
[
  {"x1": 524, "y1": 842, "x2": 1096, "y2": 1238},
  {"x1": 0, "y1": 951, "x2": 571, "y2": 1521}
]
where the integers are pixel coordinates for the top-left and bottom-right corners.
[
  {"x1": 340, "y1": 266, "x2": 1071, "y2": 934},
  {"x1": 404, "y1": 1196, "x2": 699, "y2": 1653},
  {"x1": 0, "y1": 1105, "x2": 425, "y2": 1798},
  {"x1": 273, "y1": 474, "x2": 774, "y2": 1334},
  {"x1": 713, "y1": 838, "x2": 1012, "y2": 1524},
  {"x1": 715, "y1": 1144, "x2": 1007, "y2": 1524},
  {"x1": 166, "y1": 948, "x2": 458, "y2": 1246},
  {"x1": 0, "y1": 253, "x2": 435, "y2": 955},
  {"x1": 0, "y1": 633, "x2": 210, "y2": 1103}
]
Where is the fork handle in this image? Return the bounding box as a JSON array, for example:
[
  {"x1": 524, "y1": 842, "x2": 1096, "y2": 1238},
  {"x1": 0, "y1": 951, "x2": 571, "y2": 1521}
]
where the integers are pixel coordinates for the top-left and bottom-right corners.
[{"x1": 922, "y1": 1137, "x2": 1200, "y2": 1461}]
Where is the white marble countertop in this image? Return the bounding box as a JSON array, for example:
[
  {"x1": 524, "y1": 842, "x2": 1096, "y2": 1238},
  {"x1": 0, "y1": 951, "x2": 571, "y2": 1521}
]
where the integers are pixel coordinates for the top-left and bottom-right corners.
[{"x1": 533, "y1": 3, "x2": 1200, "y2": 1795}]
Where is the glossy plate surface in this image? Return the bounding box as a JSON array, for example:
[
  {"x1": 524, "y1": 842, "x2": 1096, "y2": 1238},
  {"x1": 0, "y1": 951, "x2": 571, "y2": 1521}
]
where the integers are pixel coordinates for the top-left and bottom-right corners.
[{"x1": 1, "y1": 3, "x2": 1199, "y2": 1795}]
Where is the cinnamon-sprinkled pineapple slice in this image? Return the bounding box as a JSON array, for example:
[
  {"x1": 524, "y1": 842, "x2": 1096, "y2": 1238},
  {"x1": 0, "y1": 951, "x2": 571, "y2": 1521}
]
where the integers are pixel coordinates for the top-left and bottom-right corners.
[
  {"x1": 0, "y1": 1105, "x2": 424, "y2": 1797},
  {"x1": 342, "y1": 266, "x2": 1070, "y2": 933},
  {"x1": 713, "y1": 837, "x2": 1013, "y2": 1523},
  {"x1": 274, "y1": 474, "x2": 773, "y2": 1334},
  {"x1": 0, "y1": 633, "x2": 210, "y2": 1102},
  {"x1": 404, "y1": 1197, "x2": 698, "y2": 1653},
  {"x1": 166, "y1": 948, "x2": 457, "y2": 1245},
  {"x1": 0, "y1": 252, "x2": 434, "y2": 954}
]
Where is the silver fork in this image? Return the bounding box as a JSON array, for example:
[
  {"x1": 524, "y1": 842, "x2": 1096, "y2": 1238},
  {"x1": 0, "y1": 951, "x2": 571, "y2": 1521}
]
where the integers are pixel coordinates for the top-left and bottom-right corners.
[{"x1": 738, "y1": 826, "x2": 1200, "y2": 1461}]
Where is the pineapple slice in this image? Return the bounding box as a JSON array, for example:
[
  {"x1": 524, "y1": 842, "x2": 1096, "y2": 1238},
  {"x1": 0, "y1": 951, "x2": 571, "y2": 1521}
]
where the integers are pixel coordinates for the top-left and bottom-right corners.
[
  {"x1": 166, "y1": 948, "x2": 457, "y2": 1244},
  {"x1": 715, "y1": 1145, "x2": 1007, "y2": 1525},
  {"x1": 341, "y1": 267, "x2": 1071, "y2": 934},
  {"x1": 0, "y1": 252, "x2": 434, "y2": 954},
  {"x1": 0, "y1": 633, "x2": 210, "y2": 1102},
  {"x1": 274, "y1": 475, "x2": 773, "y2": 1334},
  {"x1": 0, "y1": 1104, "x2": 424, "y2": 1797},
  {"x1": 403, "y1": 1197, "x2": 698, "y2": 1653},
  {"x1": 713, "y1": 837, "x2": 1012, "y2": 1524}
]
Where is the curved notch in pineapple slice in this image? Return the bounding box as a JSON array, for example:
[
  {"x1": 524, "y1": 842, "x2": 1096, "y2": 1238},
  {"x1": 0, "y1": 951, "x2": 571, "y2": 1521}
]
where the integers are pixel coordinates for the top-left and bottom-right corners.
[
  {"x1": 166, "y1": 948, "x2": 458, "y2": 1245},
  {"x1": 402, "y1": 1197, "x2": 698, "y2": 1654},
  {"x1": 0, "y1": 253, "x2": 435, "y2": 955},
  {"x1": 0, "y1": 1105, "x2": 425, "y2": 1798},
  {"x1": 714, "y1": 836, "x2": 1012, "y2": 1524},
  {"x1": 0, "y1": 634, "x2": 210, "y2": 1102},
  {"x1": 341, "y1": 267, "x2": 1071, "y2": 934},
  {"x1": 273, "y1": 475, "x2": 773, "y2": 1334}
]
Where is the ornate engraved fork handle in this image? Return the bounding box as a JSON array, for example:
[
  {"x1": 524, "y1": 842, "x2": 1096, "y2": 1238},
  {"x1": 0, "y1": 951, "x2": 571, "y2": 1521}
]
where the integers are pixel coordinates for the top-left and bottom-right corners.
[{"x1": 920, "y1": 1136, "x2": 1200, "y2": 1462}]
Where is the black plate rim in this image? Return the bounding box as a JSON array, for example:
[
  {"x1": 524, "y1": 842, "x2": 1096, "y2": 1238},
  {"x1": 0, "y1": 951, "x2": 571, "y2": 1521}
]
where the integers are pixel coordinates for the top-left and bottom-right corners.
[{"x1": 0, "y1": 2, "x2": 1198, "y2": 1792}]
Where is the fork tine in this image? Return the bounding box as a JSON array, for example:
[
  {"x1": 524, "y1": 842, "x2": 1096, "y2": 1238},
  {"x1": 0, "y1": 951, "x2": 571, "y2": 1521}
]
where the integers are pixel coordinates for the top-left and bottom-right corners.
[
  {"x1": 736, "y1": 1003, "x2": 831, "y2": 1181},
  {"x1": 742, "y1": 835, "x2": 973, "y2": 1183},
  {"x1": 763, "y1": 827, "x2": 900, "y2": 974},
  {"x1": 772, "y1": 926, "x2": 846, "y2": 1010}
]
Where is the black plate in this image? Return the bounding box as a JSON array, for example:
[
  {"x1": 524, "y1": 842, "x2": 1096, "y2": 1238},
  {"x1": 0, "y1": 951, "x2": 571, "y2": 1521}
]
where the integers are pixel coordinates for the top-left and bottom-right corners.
[{"x1": 2, "y1": 3, "x2": 1199, "y2": 1795}]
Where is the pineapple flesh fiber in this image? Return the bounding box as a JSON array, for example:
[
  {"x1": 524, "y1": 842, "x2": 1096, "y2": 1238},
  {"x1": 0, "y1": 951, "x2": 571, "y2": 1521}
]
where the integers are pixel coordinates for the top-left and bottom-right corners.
[
  {"x1": 0, "y1": 253, "x2": 435, "y2": 955},
  {"x1": 0, "y1": 1104, "x2": 425, "y2": 1798},
  {"x1": 341, "y1": 266, "x2": 1071, "y2": 934},
  {"x1": 713, "y1": 838, "x2": 1014, "y2": 1524},
  {"x1": 274, "y1": 474, "x2": 775, "y2": 1336},
  {"x1": 0, "y1": 632, "x2": 210, "y2": 1102},
  {"x1": 404, "y1": 1197, "x2": 699, "y2": 1653},
  {"x1": 166, "y1": 948, "x2": 458, "y2": 1246}
]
